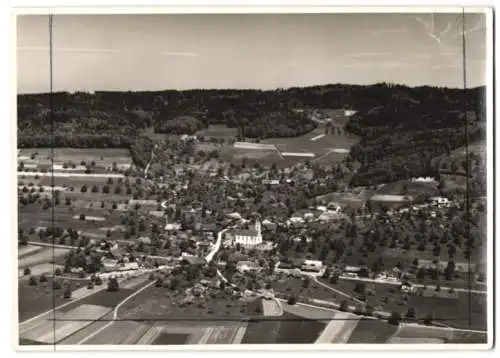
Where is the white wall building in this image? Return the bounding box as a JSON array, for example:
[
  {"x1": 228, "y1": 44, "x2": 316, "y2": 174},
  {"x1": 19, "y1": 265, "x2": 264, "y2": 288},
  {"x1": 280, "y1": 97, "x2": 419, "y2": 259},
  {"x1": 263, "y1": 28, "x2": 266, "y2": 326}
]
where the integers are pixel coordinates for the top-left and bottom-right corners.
[{"x1": 234, "y1": 220, "x2": 263, "y2": 248}]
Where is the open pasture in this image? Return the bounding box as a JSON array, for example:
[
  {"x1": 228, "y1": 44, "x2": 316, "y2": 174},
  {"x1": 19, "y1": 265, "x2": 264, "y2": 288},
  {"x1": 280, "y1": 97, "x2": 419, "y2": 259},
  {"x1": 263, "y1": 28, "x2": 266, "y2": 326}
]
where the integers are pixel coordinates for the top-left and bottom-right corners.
[
  {"x1": 260, "y1": 123, "x2": 358, "y2": 163},
  {"x1": 196, "y1": 125, "x2": 238, "y2": 139},
  {"x1": 319, "y1": 278, "x2": 487, "y2": 330},
  {"x1": 18, "y1": 276, "x2": 84, "y2": 322},
  {"x1": 19, "y1": 148, "x2": 132, "y2": 165},
  {"x1": 61, "y1": 287, "x2": 135, "y2": 312},
  {"x1": 118, "y1": 285, "x2": 262, "y2": 322},
  {"x1": 375, "y1": 179, "x2": 438, "y2": 197},
  {"x1": 18, "y1": 247, "x2": 70, "y2": 270}
]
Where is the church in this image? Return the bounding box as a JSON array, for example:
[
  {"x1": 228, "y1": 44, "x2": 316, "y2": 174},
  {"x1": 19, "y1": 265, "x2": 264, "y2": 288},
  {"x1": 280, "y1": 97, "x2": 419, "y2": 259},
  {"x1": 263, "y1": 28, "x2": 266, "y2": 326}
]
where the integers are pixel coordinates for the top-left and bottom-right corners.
[{"x1": 234, "y1": 220, "x2": 263, "y2": 248}]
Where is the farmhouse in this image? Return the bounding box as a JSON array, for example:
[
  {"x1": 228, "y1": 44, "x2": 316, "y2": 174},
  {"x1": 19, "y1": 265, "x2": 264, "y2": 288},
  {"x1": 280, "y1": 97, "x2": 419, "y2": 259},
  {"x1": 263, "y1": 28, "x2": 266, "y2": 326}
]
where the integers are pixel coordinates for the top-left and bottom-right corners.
[
  {"x1": 301, "y1": 260, "x2": 323, "y2": 272},
  {"x1": 180, "y1": 134, "x2": 198, "y2": 142},
  {"x1": 138, "y1": 236, "x2": 152, "y2": 245},
  {"x1": 234, "y1": 220, "x2": 263, "y2": 248},
  {"x1": 262, "y1": 179, "x2": 280, "y2": 185},
  {"x1": 165, "y1": 222, "x2": 182, "y2": 231},
  {"x1": 236, "y1": 260, "x2": 262, "y2": 273},
  {"x1": 181, "y1": 255, "x2": 206, "y2": 267}
]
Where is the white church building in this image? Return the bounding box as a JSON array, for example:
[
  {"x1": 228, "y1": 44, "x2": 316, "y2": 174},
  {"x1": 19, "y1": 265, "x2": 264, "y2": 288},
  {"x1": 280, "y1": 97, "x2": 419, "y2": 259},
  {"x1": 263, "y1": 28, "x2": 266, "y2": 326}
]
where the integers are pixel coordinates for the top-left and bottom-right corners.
[{"x1": 234, "y1": 220, "x2": 263, "y2": 248}]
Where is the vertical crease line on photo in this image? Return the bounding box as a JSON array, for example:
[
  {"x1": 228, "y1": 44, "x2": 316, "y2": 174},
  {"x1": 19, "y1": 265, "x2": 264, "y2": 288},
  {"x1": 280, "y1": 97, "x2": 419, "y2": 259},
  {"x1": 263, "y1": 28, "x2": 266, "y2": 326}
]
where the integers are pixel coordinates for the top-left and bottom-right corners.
[
  {"x1": 48, "y1": 13, "x2": 56, "y2": 351},
  {"x1": 461, "y1": 7, "x2": 472, "y2": 330}
]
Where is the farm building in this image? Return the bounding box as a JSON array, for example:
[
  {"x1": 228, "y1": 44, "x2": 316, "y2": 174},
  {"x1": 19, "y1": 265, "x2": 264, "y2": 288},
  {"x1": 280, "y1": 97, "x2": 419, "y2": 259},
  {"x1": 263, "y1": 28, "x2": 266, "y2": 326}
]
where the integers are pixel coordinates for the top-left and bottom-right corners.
[
  {"x1": 201, "y1": 223, "x2": 217, "y2": 233},
  {"x1": 180, "y1": 134, "x2": 198, "y2": 142},
  {"x1": 236, "y1": 261, "x2": 262, "y2": 273},
  {"x1": 181, "y1": 255, "x2": 206, "y2": 267},
  {"x1": 301, "y1": 260, "x2": 323, "y2": 272},
  {"x1": 344, "y1": 266, "x2": 362, "y2": 274},
  {"x1": 262, "y1": 179, "x2": 280, "y2": 185},
  {"x1": 138, "y1": 236, "x2": 152, "y2": 245},
  {"x1": 164, "y1": 222, "x2": 182, "y2": 231}
]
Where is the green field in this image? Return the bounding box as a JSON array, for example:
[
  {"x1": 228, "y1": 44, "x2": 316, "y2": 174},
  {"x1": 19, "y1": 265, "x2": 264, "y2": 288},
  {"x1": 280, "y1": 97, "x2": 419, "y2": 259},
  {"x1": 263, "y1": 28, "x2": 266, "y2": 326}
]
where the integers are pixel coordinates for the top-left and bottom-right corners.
[{"x1": 195, "y1": 125, "x2": 238, "y2": 139}]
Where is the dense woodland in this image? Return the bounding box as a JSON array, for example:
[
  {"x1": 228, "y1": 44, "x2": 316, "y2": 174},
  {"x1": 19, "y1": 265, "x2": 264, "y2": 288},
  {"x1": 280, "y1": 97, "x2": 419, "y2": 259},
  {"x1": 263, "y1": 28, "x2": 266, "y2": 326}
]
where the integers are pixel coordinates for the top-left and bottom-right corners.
[{"x1": 18, "y1": 83, "x2": 486, "y2": 186}]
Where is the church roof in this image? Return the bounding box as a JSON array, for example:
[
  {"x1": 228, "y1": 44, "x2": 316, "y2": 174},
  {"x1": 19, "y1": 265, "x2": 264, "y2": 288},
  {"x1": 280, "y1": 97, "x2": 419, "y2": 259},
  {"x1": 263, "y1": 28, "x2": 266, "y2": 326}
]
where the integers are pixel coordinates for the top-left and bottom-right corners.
[{"x1": 235, "y1": 229, "x2": 258, "y2": 237}]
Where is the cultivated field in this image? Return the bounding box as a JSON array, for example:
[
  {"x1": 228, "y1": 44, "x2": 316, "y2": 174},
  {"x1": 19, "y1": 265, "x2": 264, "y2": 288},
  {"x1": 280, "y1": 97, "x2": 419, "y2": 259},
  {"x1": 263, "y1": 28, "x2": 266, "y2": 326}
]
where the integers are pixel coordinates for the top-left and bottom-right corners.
[{"x1": 18, "y1": 148, "x2": 132, "y2": 167}]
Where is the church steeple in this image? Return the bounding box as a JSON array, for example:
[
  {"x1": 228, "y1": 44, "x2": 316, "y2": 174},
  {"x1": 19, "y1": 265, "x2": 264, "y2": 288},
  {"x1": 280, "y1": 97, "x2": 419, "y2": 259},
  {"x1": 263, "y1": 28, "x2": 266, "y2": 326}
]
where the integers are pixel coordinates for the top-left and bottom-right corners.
[{"x1": 255, "y1": 219, "x2": 261, "y2": 236}]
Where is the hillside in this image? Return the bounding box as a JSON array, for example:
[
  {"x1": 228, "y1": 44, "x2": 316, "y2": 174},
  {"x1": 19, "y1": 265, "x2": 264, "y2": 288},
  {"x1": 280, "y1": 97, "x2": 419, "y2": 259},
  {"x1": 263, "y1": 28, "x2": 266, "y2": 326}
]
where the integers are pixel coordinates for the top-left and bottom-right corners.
[
  {"x1": 344, "y1": 85, "x2": 485, "y2": 186},
  {"x1": 18, "y1": 84, "x2": 486, "y2": 187}
]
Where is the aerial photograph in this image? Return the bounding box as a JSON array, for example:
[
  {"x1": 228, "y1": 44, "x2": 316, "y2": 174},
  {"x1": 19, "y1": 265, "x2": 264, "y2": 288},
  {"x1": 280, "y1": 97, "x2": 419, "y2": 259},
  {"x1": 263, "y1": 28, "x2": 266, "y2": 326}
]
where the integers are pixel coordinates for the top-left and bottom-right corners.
[{"x1": 16, "y1": 10, "x2": 489, "y2": 347}]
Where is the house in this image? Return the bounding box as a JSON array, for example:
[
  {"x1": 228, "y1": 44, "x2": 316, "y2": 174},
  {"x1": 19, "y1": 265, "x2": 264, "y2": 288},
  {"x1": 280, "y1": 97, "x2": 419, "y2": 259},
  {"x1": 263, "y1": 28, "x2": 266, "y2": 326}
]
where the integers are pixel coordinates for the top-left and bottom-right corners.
[
  {"x1": 180, "y1": 134, "x2": 198, "y2": 142},
  {"x1": 118, "y1": 262, "x2": 140, "y2": 271},
  {"x1": 301, "y1": 260, "x2": 324, "y2": 272},
  {"x1": 101, "y1": 258, "x2": 119, "y2": 272},
  {"x1": 262, "y1": 179, "x2": 280, "y2": 185},
  {"x1": 236, "y1": 261, "x2": 262, "y2": 273},
  {"x1": 165, "y1": 223, "x2": 182, "y2": 231},
  {"x1": 344, "y1": 266, "x2": 361, "y2": 274},
  {"x1": 287, "y1": 217, "x2": 305, "y2": 226},
  {"x1": 202, "y1": 223, "x2": 217, "y2": 233},
  {"x1": 181, "y1": 255, "x2": 206, "y2": 267},
  {"x1": 234, "y1": 220, "x2": 263, "y2": 248},
  {"x1": 138, "y1": 236, "x2": 152, "y2": 245}
]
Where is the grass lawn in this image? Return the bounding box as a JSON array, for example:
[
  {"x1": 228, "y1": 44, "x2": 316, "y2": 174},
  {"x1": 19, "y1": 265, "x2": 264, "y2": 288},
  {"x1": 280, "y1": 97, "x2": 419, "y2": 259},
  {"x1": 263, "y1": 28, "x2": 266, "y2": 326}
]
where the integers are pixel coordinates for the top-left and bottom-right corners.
[
  {"x1": 347, "y1": 318, "x2": 398, "y2": 343},
  {"x1": 152, "y1": 332, "x2": 190, "y2": 345},
  {"x1": 18, "y1": 277, "x2": 84, "y2": 322}
]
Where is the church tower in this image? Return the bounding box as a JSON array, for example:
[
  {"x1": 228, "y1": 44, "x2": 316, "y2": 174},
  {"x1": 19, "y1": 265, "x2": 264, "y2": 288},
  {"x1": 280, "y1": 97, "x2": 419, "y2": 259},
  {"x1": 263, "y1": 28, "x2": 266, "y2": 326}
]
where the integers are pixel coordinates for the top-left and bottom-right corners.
[{"x1": 255, "y1": 219, "x2": 262, "y2": 236}]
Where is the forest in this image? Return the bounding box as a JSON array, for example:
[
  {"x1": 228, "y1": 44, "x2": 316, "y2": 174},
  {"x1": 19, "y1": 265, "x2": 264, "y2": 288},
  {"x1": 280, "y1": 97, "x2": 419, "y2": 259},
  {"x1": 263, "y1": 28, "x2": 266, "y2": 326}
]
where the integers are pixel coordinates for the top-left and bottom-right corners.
[{"x1": 18, "y1": 83, "x2": 486, "y2": 187}]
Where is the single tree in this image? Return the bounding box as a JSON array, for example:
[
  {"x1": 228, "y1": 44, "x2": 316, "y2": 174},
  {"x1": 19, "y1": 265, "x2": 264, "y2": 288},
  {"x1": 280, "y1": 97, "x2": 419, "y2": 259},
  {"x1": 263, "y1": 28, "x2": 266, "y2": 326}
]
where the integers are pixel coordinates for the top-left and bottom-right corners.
[{"x1": 388, "y1": 311, "x2": 402, "y2": 325}]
